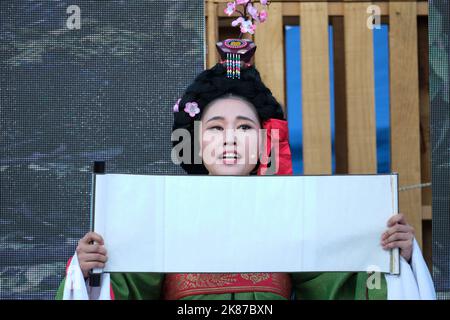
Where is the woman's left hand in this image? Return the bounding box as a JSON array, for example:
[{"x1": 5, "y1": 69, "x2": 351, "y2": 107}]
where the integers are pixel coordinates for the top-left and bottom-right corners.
[{"x1": 381, "y1": 213, "x2": 415, "y2": 263}]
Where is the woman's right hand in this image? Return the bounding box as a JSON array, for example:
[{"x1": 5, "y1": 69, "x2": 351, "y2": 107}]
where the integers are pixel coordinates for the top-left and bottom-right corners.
[{"x1": 76, "y1": 232, "x2": 108, "y2": 279}]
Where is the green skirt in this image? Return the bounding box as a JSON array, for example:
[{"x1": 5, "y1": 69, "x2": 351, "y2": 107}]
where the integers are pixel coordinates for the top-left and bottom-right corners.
[{"x1": 56, "y1": 272, "x2": 387, "y2": 300}]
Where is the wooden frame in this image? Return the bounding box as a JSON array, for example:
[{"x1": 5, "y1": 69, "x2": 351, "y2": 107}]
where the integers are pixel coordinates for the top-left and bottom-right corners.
[{"x1": 205, "y1": 1, "x2": 430, "y2": 265}]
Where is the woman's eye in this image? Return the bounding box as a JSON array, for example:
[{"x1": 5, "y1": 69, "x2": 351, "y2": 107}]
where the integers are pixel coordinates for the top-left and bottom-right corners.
[
  {"x1": 238, "y1": 124, "x2": 252, "y2": 131},
  {"x1": 209, "y1": 126, "x2": 223, "y2": 131}
]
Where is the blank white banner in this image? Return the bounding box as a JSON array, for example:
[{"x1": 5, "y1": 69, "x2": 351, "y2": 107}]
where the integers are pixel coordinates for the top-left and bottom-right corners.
[{"x1": 93, "y1": 174, "x2": 399, "y2": 274}]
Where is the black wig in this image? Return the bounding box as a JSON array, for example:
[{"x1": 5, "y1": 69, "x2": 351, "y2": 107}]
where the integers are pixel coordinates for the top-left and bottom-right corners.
[{"x1": 172, "y1": 62, "x2": 285, "y2": 174}]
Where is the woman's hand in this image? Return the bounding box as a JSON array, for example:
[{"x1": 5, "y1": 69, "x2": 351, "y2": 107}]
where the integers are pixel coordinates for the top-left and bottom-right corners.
[
  {"x1": 76, "y1": 232, "x2": 108, "y2": 279},
  {"x1": 381, "y1": 213, "x2": 415, "y2": 263}
]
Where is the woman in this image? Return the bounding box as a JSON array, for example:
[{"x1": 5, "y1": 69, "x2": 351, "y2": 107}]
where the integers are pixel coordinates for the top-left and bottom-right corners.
[{"x1": 56, "y1": 62, "x2": 434, "y2": 300}]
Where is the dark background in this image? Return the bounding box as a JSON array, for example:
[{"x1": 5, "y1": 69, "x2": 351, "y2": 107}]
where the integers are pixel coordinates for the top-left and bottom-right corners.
[
  {"x1": 0, "y1": 0, "x2": 203, "y2": 299},
  {"x1": 430, "y1": 0, "x2": 450, "y2": 300}
]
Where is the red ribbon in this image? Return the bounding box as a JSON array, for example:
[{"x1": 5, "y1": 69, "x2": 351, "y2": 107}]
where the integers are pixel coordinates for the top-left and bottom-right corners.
[{"x1": 257, "y1": 118, "x2": 293, "y2": 176}]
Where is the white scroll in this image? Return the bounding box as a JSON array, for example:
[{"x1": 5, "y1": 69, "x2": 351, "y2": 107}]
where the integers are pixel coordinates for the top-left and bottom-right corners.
[{"x1": 92, "y1": 174, "x2": 399, "y2": 274}]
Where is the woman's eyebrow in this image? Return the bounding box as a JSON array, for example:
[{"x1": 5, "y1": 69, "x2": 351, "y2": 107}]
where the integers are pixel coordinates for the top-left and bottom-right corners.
[
  {"x1": 236, "y1": 116, "x2": 257, "y2": 124},
  {"x1": 206, "y1": 116, "x2": 225, "y2": 123},
  {"x1": 206, "y1": 115, "x2": 257, "y2": 124}
]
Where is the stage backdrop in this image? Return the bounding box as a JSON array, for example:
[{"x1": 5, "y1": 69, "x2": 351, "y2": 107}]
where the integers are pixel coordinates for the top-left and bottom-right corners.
[
  {"x1": 430, "y1": 0, "x2": 450, "y2": 300},
  {"x1": 0, "y1": 0, "x2": 203, "y2": 299}
]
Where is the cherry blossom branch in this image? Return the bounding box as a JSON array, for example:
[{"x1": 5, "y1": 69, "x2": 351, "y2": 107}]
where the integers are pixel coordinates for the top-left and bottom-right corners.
[{"x1": 224, "y1": 0, "x2": 270, "y2": 36}]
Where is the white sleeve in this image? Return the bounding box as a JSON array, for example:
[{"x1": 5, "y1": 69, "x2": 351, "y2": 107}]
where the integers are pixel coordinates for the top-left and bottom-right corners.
[
  {"x1": 384, "y1": 238, "x2": 436, "y2": 300},
  {"x1": 62, "y1": 252, "x2": 112, "y2": 300}
]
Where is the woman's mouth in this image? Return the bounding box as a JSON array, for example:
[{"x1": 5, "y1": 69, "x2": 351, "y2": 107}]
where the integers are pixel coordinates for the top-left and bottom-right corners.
[{"x1": 221, "y1": 151, "x2": 241, "y2": 164}]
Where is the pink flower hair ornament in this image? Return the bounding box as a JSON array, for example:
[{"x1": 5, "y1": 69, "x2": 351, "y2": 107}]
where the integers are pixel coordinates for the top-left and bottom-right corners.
[
  {"x1": 173, "y1": 98, "x2": 181, "y2": 112},
  {"x1": 184, "y1": 102, "x2": 200, "y2": 118},
  {"x1": 173, "y1": 99, "x2": 200, "y2": 118},
  {"x1": 224, "y1": 0, "x2": 271, "y2": 35},
  {"x1": 224, "y1": 2, "x2": 236, "y2": 16}
]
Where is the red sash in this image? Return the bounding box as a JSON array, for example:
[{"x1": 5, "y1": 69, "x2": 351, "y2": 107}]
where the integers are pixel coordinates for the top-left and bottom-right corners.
[{"x1": 163, "y1": 273, "x2": 291, "y2": 300}]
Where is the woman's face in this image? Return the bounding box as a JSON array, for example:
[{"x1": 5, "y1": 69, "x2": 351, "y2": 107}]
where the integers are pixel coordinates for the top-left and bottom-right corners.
[{"x1": 200, "y1": 97, "x2": 261, "y2": 176}]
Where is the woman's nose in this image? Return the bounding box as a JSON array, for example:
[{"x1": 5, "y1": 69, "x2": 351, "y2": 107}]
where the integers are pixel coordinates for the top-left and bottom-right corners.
[{"x1": 224, "y1": 129, "x2": 237, "y2": 145}]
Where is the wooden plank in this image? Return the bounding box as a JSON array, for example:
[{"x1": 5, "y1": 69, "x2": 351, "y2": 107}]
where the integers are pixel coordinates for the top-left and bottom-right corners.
[
  {"x1": 417, "y1": 1, "x2": 428, "y2": 16},
  {"x1": 254, "y1": 2, "x2": 286, "y2": 115},
  {"x1": 331, "y1": 16, "x2": 348, "y2": 174},
  {"x1": 422, "y1": 205, "x2": 432, "y2": 220},
  {"x1": 210, "y1": 2, "x2": 428, "y2": 17},
  {"x1": 327, "y1": 2, "x2": 388, "y2": 17},
  {"x1": 343, "y1": 3, "x2": 377, "y2": 173},
  {"x1": 206, "y1": 0, "x2": 219, "y2": 69},
  {"x1": 389, "y1": 2, "x2": 423, "y2": 247},
  {"x1": 300, "y1": 3, "x2": 332, "y2": 174}
]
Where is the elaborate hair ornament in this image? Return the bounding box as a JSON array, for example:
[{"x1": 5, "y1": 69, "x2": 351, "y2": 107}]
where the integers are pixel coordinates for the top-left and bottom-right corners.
[
  {"x1": 216, "y1": 38, "x2": 256, "y2": 79},
  {"x1": 219, "y1": 0, "x2": 271, "y2": 79}
]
